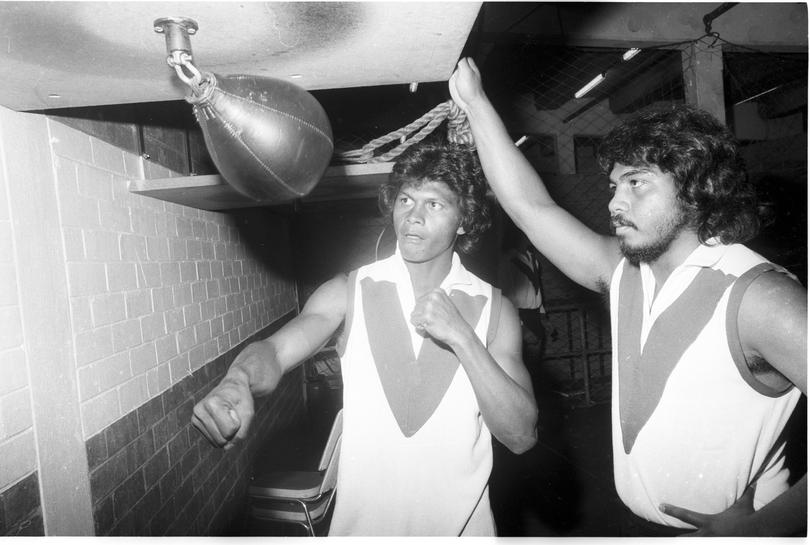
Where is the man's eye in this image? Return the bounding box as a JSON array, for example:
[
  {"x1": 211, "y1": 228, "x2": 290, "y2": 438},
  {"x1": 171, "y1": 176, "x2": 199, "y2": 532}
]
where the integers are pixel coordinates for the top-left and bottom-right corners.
[
  {"x1": 428, "y1": 201, "x2": 443, "y2": 210},
  {"x1": 608, "y1": 184, "x2": 616, "y2": 193}
]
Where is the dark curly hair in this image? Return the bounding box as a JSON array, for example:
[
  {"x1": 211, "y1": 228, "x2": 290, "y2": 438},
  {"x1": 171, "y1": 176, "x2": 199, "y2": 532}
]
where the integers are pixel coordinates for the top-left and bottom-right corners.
[
  {"x1": 379, "y1": 141, "x2": 491, "y2": 254},
  {"x1": 597, "y1": 104, "x2": 759, "y2": 244}
]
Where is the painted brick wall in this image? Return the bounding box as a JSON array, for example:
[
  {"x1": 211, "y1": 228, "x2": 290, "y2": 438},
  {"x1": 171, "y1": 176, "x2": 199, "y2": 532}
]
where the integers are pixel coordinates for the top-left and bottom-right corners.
[
  {"x1": 0, "y1": 108, "x2": 304, "y2": 535},
  {"x1": 0, "y1": 136, "x2": 42, "y2": 533},
  {"x1": 45, "y1": 119, "x2": 298, "y2": 439},
  {"x1": 49, "y1": 119, "x2": 303, "y2": 535}
]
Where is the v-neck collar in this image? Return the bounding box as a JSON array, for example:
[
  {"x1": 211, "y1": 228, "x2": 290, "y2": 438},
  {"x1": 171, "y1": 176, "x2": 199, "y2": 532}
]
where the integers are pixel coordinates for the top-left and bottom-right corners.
[
  {"x1": 638, "y1": 240, "x2": 728, "y2": 338},
  {"x1": 360, "y1": 249, "x2": 486, "y2": 437}
]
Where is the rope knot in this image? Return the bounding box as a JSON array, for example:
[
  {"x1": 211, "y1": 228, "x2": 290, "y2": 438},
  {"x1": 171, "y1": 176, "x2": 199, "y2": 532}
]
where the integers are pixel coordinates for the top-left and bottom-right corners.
[
  {"x1": 338, "y1": 100, "x2": 476, "y2": 164},
  {"x1": 446, "y1": 101, "x2": 475, "y2": 150}
]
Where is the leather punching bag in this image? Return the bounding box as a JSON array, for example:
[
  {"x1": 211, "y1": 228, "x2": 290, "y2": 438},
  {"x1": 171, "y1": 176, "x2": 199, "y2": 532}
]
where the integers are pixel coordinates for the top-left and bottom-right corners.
[{"x1": 187, "y1": 73, "x2": 333, "y2": 202}]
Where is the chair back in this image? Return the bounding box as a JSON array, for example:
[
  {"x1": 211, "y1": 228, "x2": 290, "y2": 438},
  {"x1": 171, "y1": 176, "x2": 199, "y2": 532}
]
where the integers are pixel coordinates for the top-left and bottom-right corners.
[
  {"x1": 317, "y1": 409, "x2": 343, "y2": 471},
  {"x1": 316, "y1": 409, "x2": 342, "y2": 496},
  {"x1": 319, "y1": 435, "x2": 342, "y2": 495}
]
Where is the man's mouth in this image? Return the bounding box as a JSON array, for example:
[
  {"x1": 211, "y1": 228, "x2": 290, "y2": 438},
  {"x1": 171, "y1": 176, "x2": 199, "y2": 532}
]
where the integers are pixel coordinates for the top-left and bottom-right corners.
[{"x1": 611, "y1": 216, "x2": 636, "y2": 231}]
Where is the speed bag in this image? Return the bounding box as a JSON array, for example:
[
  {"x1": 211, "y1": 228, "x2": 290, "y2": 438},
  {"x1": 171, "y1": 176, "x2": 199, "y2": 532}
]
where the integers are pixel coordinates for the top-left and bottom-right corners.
[{"x1": 188, "y1": 73, "x2": 334, "y2": 202}]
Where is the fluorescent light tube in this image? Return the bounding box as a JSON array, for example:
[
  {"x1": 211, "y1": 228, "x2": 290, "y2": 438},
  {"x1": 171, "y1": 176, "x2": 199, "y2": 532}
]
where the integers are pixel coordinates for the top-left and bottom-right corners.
[
  {"x1": 622, "y1": 48, "x2": 641, "y2": 61},
  {"x1": 574, "y1": 73, "x2": 605, "y2": 99}
]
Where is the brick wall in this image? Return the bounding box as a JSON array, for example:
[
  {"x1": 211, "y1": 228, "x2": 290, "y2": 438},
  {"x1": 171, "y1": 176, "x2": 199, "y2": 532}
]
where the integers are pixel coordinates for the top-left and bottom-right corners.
[
  {"x1": 0, "y1": 109, "x2": 41, "y2": 535},
  {"x1": 0, "y1": 106, "x2": 303, "y2": 535},
  {"x1": 44, "y1": 117, "x2": 300, "y2": 440},
  {"x1": 85, "y1": 312, "x2": 304, "y2": 536},
  {"x1": 0, "y1": 474, "x2": 42, "y2": 535}
]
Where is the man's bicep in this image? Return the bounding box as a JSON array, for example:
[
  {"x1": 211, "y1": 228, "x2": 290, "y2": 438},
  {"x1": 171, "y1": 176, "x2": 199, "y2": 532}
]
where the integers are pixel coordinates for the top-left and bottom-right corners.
[
  {"x1": 740, "y1": 271, "x2": 807, "y2": 394},
  {"x1": 488, "y1": 297, "x2": 534, "y2": 393},
  {"x1": 272, "y1": 275, "x2": 348, "y2": 372},
  {"x1": 520, "y1": 207, "x2": 622, "y2": 292}
]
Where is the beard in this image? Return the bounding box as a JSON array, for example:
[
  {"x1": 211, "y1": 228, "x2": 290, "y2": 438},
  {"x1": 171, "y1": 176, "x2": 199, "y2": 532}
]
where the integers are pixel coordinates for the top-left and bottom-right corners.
[{"x1": 614, "y1": 207, "x2": 692, "y2": 265}]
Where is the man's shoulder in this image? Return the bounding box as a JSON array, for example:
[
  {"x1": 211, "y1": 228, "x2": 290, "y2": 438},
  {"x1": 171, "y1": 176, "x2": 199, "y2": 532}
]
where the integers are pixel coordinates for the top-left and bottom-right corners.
[
  {"x1": 353, "y1": 254, "x2": 397, "y2": 280},
  {"x1": 710, "y1": 242, "x2": 773, "y2": 275},
  {"x1": 459, "y1": 267, "x2": 497, "y2": 296},
  {"x1": 313, "y1": 274, "x2": 351, "y2": 301}
]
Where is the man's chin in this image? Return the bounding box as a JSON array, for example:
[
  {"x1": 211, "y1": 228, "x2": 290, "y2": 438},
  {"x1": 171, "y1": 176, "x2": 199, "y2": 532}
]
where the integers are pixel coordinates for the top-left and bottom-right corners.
[
  {"x1": 399, "y1": 249, "x2": 429, "y2": 264},
  {"x1": 620, "y1": 242, "x2": 665, "y2": 266}
]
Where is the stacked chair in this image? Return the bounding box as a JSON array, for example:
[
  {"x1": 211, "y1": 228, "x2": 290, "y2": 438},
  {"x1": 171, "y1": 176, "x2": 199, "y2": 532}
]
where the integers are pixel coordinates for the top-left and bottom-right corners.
[{"x1": 247, "y1": 409, "x2": 343, "y2": 536}]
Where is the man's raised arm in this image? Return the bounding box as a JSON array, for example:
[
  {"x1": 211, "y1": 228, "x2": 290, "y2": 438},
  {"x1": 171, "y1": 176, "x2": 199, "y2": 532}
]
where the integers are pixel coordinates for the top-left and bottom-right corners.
[{"x1": 449, "y1": 57, "x2": 621, "y2": 292}]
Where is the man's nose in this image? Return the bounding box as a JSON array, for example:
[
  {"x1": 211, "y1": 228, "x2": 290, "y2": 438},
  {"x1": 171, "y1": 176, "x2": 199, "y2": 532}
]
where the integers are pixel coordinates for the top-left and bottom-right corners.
[
  {"x1": 608, "y1": 188, "x2": 628, "y2": 215},
  {"x1": 406, "y1": 205, "x2": 425, "y2": 223}
]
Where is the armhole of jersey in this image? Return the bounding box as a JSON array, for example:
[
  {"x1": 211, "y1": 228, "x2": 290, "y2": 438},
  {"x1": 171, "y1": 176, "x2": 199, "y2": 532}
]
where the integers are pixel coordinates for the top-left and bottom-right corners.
[
  {"x1": 336, "y1": 270, "x2": 357, "y2": 358},
  {"x1": 725, "y1": 262, "x2": 792, "y2": 397},
  {"x1": 486, "y1": 286, "x2": 502, "y2": 347}
]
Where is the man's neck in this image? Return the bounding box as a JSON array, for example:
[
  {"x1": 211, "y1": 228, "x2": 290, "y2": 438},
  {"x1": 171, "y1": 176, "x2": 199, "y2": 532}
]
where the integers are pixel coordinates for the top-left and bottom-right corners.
[
  {"x1": 404, "y1": 252, "x2": 454, "y2": 298},
  {"x1": 646, "y1": 232, "x2": 701, "y2": 298}
]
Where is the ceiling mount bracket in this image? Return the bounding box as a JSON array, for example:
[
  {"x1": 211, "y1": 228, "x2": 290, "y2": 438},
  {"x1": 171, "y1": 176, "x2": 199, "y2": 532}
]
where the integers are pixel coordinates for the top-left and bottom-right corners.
[
  {"x1": 154, "y1": 17, "x2": 205, "y2": 90},
  {"x1": 154, "y1": 17, "x2": 198, "y2": 59}
]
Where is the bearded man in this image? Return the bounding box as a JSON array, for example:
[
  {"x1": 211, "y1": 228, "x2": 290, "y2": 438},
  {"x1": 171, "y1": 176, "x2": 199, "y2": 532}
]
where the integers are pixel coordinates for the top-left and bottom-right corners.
[{"x1": 450, "y1": 57, "x2": 806, "y2": 537}]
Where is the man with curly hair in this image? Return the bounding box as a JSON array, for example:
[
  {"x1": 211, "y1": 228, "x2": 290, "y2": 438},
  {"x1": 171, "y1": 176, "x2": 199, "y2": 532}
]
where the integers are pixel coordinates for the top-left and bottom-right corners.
[
  {"x1": 192, "y1": 141, "x2": 538, "y2": 536},
  {"x1": 450, "y1": 58, "x2": 806, "y2": 536}
]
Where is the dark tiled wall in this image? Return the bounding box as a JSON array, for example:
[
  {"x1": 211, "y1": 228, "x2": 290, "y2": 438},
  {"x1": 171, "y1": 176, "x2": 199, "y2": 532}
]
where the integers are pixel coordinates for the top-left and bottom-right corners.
[
  {"x1": 86, "y1": 311, "x2": 305, "y2": 536},
  {"x1": 0, "y1": 472, "x2": 44, "y2": 536}
]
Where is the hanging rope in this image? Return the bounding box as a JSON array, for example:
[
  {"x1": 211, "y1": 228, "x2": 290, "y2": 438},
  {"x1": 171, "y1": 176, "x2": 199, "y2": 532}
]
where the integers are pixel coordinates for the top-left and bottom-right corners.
[{"x1": 339, "y1": 100, "x2": 475, "y2": 164}]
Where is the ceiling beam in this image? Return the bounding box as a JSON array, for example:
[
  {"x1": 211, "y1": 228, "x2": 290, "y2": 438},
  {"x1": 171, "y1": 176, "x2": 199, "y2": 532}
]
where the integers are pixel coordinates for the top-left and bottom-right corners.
[{"x1": 476, "y1": 3, "x2": 806, "y2": 50}]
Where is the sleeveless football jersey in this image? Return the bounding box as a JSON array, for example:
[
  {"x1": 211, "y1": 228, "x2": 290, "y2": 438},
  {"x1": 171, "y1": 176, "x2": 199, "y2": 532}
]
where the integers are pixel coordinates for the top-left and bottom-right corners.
[
  {"x1": 609, "y1": 242, "x2": 801, "y2": 528},
  {"x1": 328, "y1": 249, "x2": 498, "y2": 536}
]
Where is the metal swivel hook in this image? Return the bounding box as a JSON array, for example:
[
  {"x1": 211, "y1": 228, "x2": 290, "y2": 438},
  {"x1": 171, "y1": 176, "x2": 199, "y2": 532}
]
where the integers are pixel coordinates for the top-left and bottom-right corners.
[{"x1": 154, "y1": 17, "x2": 204, "y2": 89}]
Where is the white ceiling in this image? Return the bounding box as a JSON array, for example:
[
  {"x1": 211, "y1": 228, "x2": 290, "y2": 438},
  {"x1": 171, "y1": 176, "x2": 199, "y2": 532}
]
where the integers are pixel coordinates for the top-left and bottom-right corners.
[{"x1": 0, "y1": 1, "x2": 482, "y2": 111}]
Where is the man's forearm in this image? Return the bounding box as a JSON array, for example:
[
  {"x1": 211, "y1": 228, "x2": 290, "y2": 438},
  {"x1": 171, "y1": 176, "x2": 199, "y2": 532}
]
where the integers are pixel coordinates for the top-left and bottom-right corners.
[
  {"x1": 463, "y1": 94, "x2": 557, "y2": 228},
  {"x1": 747, "y1": 474, "x2": 807, "y2": 536},
  {"x1": 450, "y1": 331, "x2": 538, "y2": 454},
  {"x1": 223, "y1": 338, "x2": 284, "y2": 397}
]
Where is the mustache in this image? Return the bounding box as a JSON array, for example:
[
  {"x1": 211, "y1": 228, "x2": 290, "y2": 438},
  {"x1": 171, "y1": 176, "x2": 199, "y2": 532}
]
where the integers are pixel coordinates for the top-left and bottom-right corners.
[{"x1": 610, "y1": 215, "x2": 637, "y2": 230}]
